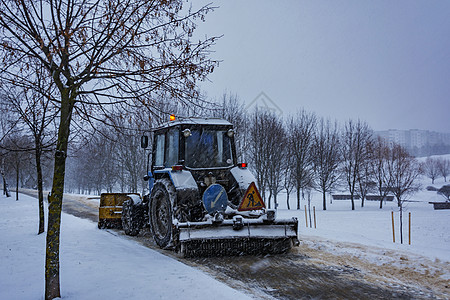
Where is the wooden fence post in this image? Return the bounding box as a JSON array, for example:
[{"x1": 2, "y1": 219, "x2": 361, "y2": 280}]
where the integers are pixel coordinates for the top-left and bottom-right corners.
[
  {"x1": 304, "y1": 205, "x2": 308, "y2": 228},
  {"x1": 313, "y1": 206, "x2": 316, "y2": 228},
  {"x1": 409, "y1": 212, "x2": 411, "y2": 245},
  {"x1": 391, "y1": 211, "x2": 395, "y2": 243}
]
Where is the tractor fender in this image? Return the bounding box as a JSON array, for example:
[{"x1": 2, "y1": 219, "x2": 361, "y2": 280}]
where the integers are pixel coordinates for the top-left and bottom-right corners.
[
  {"x1": 127, "y1": 194, "x2": 143, "y2": 205},
  {"x1": 230, "y1": 166, "x2": 257, "y2": 190},
  {"x1": 154, "y1": 169, "x2": 198, "y2": 191}
]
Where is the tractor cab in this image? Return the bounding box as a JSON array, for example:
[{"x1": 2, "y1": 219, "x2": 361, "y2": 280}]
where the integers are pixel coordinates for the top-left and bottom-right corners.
[
  {"x1": 100, "y1": 116, "x2": 299, "y2": 257},
  {"x1": 151, "y1": 118, "x2": 236, "y2": 170},
  {"x1": 146, "y1": 118, "x2": 250, "y2": 218}
]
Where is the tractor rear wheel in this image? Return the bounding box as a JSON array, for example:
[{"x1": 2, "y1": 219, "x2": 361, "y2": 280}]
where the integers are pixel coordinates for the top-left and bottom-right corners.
[
  {"x1": 122, "y1": 199, "x2": 143, "y2": 236},
  {"x1": 149, "y1": 179, "x2": 176, "y2": 248}
]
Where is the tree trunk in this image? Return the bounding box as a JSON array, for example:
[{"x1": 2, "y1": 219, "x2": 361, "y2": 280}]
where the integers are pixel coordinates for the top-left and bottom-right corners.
[
  {"x1": 35, "y1": 145, "x2": 45, "y2": 235},
  {"x1": 15, "y1": 160, "x2": 19, "y2": 201},
  {"x1": 322, "y1": 191, "x2": 327, "y2": 210},
  {"x1": 349, "y1": 179, "x2": 356, "y2": 211},
  {"x1": 350, "y1": 194, "x2": 355, "y2": 210},
  {"x1": 273, "y1": 192, "x2": 278, "y2": 209},
  {"x1": 2, "y1": 172, "x2": 11, "y2": 197},
  {"x1": 45, "y1": 89, "x2": 75, "y2": 300},
  {"x1": 267, "y1": 190, "x2": 272, "y2": 209},
  {"x1": 286, "y1": 192, "x2": 290, "y2": 210}
]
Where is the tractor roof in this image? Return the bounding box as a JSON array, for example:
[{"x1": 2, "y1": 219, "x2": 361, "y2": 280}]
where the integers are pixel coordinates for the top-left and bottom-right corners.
[{"x1": 156, "y1": 117, "x2": 232, "y2": 130}]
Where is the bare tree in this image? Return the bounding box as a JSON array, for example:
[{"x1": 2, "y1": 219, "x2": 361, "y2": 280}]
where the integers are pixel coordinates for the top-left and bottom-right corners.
[
  {"x1": 287, "y1": 110, "x2": 316, "y2": 209},
  {"x1": 387, "y1": 144, "x2": 421, "y2": 244},
  {"x1": 0, "y1": 1, "x2": 218, "y2": 298},
  {"x1": 0, "y1": 133, "x2": 33, "y2": 200},
  {"x1": 341, "y1": 119, "x2": 372, "y2": 210},
  {"x1": 283, "y1": 146, "x2": 296, "y2": 210},
  {"x1": 97, "y1": 129, "x2": 119, "y2": 193},
  {"x1": 371, "y1": 136, "x2": 392, "y2": 209},
  {"x1": 312, "y1": 118, "x2": 341, "y2": 210},
  {"x1": 65, "y1": 123, "x2": 121, "y2": 195},
  {"x1": 421, "y1": 157, "x2": 441, "y2": 184},
  {"x1": 248, "y1": 109, "x2": 269, "y2": 204},
  {"x1": 66, "y1": 134, "x2": 109, "y2": 195},
  {"x1": 213, "y1": 92, "x2": 249, "y2": 162},
  {"x1": 264, "y1": 113, "x2": 286, "y2": 209},
  {"x1": 357, "y1": 139, "x2": 375, "y2": 208},
  {"x1": 248, "y1": 109, "x2": 287, "y2": 209},
  {"x1": 115, "y1": 116, "x2": 147, "y2": 194},
  {"x1": 0, "y1": 64, "x2": 57, "y2": 234},
  {"x1": 437, "y1": 158, "x2": 449, "y2": 182}
]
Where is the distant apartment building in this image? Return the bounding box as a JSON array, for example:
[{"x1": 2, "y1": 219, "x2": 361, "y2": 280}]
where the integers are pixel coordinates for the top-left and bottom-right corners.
[{"x1": 375, "y1": 129, "x2": 450, "y2": 157}]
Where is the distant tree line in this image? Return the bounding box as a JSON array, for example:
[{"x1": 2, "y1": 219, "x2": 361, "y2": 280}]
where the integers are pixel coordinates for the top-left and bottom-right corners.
[
  {"x1": 214, "y1": 94, "x2": 424, "y2": 214},
  {"x1": 2, "y1": 90, "x2": 427, "y2": 246},
  {"x1": 2, "y1": 91, "x2": 430, "y2": 215}
]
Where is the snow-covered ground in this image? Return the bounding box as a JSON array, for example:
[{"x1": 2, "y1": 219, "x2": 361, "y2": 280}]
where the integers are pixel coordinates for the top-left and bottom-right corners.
[
  {"x1": 272, "y1": 174, "x2": 450, "y2": 297},
  {"x1": 0, "y1": 193, "x2": 252, "y2": 300},
  {"x1": 1, "y1": 172, "x2": 449, "y2": 298},
  {"x1": 277, "y1": 175, "x2": 449, "y2": 264}
]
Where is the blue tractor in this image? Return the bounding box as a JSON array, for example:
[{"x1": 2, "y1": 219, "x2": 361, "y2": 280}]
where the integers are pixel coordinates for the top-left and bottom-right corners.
[{"x1": 101, "y1": 117, "x2": 298, "y2": 257}]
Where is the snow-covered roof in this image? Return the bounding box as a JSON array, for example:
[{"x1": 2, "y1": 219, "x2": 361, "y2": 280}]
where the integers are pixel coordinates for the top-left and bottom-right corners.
[{"x1": 156, "y1": 117, "x2": 233, "y2": 129}]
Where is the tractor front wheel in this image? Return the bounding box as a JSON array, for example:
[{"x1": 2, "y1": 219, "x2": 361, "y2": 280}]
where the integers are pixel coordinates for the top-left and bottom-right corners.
[{"x1": 149, "y1": 179, "x2": 176, "y2": 249}]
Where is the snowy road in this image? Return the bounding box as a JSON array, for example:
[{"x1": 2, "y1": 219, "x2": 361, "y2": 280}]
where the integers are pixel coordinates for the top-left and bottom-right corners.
[{"x1": 17, "y1": 189, "x2": 449, "y2": 299}]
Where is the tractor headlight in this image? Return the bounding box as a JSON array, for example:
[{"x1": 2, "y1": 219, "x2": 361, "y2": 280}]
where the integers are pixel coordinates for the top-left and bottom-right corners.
[
  {"x1": 233, "y1": 216, "x2": 244, "y2": 230},
  {"x1": 266, "y1": 209, "x2": 276, "y2": 222},
  {"x1": 227, "y1": 129, "x2": 235, "y2": 138}
]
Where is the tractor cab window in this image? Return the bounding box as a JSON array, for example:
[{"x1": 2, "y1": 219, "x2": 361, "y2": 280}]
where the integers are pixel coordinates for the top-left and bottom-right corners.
[
  {"x1": 185, "y1": 129, "x2": 233, "y2": 169},
  {"x1": 154, "y1": 134, "x2": 165, "y2": 167},
  {"x1": 165, "y1": 128, "x2": 179, "y2": 167}
]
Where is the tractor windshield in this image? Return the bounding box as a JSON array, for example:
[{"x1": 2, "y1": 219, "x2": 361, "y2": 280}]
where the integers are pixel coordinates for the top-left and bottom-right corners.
[{"x1": 185, "y1": 129, "x2": 233, "y2": 169}]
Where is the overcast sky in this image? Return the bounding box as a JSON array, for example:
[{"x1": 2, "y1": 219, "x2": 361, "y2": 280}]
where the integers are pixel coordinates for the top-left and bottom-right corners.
[{"x1": 194, "y1": 1, "x2": 450, "y2": 132}]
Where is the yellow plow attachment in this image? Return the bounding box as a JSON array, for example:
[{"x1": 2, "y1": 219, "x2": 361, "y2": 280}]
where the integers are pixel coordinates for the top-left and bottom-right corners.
[{"x1": 98, "y1": 193, "x2": 139, "y2": 229}]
